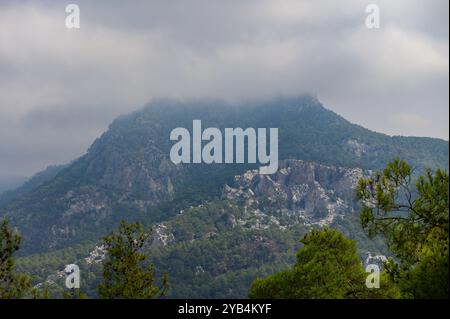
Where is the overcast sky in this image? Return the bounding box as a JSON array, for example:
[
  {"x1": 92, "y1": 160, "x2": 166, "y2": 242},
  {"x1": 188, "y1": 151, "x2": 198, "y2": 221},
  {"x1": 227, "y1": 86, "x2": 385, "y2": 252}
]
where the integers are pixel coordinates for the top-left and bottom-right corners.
[{"x1": 0, "y1": 0, "x2": 448, "y2": 177}]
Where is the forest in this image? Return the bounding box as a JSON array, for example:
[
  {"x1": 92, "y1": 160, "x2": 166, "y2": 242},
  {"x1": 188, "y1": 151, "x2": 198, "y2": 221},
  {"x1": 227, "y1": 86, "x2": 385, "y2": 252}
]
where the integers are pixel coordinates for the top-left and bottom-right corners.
[{"x1": 1, "y1": 159, "x2": 448, "y2": 299}]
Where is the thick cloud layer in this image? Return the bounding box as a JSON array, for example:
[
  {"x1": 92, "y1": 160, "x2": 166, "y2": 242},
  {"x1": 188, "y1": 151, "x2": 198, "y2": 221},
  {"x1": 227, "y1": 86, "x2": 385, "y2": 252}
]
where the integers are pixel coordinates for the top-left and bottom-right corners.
[{"x1": 0, "y1": 0, "x2": 448, "y2": 177}]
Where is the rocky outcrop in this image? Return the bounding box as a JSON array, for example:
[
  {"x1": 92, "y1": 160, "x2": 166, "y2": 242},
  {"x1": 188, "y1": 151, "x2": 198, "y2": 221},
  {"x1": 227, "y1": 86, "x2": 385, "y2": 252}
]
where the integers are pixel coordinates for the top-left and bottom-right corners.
[
  {"x1": 364, "y1": 252, "x2": 388, "y2": 267},
  {"x1": 224, "y1": 159, "x2": 365, "y2": 228},
  {"x1": 151, "y1": 224, "x2": 175, "y2": 247},
  {"x1": 344, "y1": 139, "x2": 370, "y2": 157},
  {"x1": 85, "y1": 245, "x2": 107, "y2": 265}
]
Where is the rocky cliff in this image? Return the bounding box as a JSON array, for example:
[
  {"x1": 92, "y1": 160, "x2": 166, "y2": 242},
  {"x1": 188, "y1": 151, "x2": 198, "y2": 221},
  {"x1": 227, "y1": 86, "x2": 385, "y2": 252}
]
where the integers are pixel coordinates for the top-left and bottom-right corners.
[{"x1": 223, "y1": 159, "x2": 366, "y2": 228}]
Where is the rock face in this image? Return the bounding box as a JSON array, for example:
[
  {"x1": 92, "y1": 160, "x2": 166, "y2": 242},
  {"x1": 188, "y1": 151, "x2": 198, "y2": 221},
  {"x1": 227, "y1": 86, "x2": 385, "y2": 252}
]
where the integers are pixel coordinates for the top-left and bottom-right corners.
[
  {"x1": 344, "y1": 139, "x2": 370, "y2": 157},
  {"x1": 224, "y1": 159, "x2": 365, "y2": 228},
  {"x1": 84, "y1": 245, "x2": 107, "y2": 265},
  {"x1": 364, "y1": 252, "x2": 388, "y2": 267},
  {"x1": 0, "y1": 119, "x2": 182, "y2": 253},
  {"x1": 151, "y1": 224, "x2": 175, "y2": 247}
]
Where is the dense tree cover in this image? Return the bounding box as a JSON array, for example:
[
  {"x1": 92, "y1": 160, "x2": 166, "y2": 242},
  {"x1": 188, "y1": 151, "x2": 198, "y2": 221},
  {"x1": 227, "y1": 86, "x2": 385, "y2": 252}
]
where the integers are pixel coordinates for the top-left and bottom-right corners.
[
  {"x1": 1, "y1": 97, "x2": 447, "y2": 256},
  {"x1": 0, "y1": 98, "x2": 447, "y2": 300},
  {"x1": 1, "y1": 219, "x2": 169, "y2": 299},
  {"x1": 16, "y1": 241, "x2": 101, "y2": 298},
  {"x1": 357, "y1": 159, "x2": 449, "y2": 298},
  {"x1": 150, "y1": 227, "x2": 298, "y2": 298},
  {"x1": 249, "y1": 160, "x2": 448, "y2": 299},
  {"x1": 16, "y1": 201, "x2": 305, "y2": 299},
  {"x1": 145, "y1": 200, "x2": 304, "y2": 298},
  {"x1": 0, "y1": 219, "x2": 32, "y2": 299},
  {"x1": 249, "y1": 228, "x2": 399, "y2": 299},
  {"x1": 97, "y1": 221, "x2": 169, "y2": 299},
  {"x1": 13, "y1": 199, "x2": 385, "y2": 298},
  {"x1": 17, "y1": 241, "x2": 96, "y2": 283},
  {"x1": 1, "y1": 158, "x2": 447, "y2": 299}
]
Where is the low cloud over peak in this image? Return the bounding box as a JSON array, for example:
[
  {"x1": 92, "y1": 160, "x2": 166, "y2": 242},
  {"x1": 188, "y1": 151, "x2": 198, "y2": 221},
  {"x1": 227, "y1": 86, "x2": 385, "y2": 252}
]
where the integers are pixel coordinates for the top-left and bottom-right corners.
[{"x1": 0, "y1": 0, "x2": 448, "y2": 177}]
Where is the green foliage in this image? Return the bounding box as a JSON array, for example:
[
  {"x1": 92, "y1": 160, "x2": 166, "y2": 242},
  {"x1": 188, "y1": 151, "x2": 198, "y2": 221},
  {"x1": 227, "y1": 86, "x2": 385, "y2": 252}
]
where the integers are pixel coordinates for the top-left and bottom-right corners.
[
  {"x1": 17, "y1": 241, "x2": 96, "y2": 282},
  {"x1": 150, "y1": 227, "x2": 297, "y2": 298},
  {"x1": 0, "y1": 219, "x2": 32, "y2": 299},
  {"x1": 249, "y1": 228, "x2": 399, "y2": 299},
  {"x1": 356, "y1": 159, "x2": 449, "y2": 298},
  {"x1": 63, "y1": 288, "x2": 88, "y2": 299},
  {"x1": 1, "y1": 97, "x2": 447, "y2": 255},
  {"x1": 97, "y1": 221, "x2": 169, "y2": 299},
  {"x1": 13, "y1": 199, "x2": 387, "y2": 298},
  {"x1": 0, "y1": 98, "x2": 447, "y2": 298}
]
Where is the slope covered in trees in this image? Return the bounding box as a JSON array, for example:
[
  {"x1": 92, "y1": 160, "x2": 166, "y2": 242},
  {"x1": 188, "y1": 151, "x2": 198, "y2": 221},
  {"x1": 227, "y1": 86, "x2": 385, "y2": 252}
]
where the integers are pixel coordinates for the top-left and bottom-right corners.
[
  {"x1": 1, "y1": 97, "x2": 447, "y2": 255},
  {"x1": 249, "y1": 160, "x2": 449, "y2": 299},
  {"x1": 0, "y1": 97, "x2": 447, "y2": 298}
]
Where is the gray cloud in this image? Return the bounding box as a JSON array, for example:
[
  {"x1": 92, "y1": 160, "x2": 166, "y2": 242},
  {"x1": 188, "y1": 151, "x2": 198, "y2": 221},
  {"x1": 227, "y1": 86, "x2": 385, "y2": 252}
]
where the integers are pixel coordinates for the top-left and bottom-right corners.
[{"x1": 0, "y1": 0, "x2": 448, "y2": 177}]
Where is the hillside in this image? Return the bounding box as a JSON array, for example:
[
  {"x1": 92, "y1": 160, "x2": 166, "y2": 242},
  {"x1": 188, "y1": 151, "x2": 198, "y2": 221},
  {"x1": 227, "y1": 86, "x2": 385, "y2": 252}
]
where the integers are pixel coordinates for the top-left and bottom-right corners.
[
  {"x1": 0, "y1": 164, "x2": 67, "y2": 207},
  {"x1": 1, "y1": 96, "x2": 448, "y2": 254},
  {"x1": 17, "y1": 159, "x2": 387, "y2": 298}
]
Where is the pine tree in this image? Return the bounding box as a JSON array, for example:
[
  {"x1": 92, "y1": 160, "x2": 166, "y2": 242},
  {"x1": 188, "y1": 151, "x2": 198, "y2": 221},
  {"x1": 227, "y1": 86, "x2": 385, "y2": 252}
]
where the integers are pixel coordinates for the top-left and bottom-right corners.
[
  {"x1": 249, "y1": 228, "x2": 399, "y2": 299},
  {"x1": 356, "y1": 159, "x2": 449, "y2": 298},
  {"x1": 97, "y1": 220, "x2": 169, "y2": 298},
  {"x1": 0, "y1": 219, "x2": 32, "y2": 299}
]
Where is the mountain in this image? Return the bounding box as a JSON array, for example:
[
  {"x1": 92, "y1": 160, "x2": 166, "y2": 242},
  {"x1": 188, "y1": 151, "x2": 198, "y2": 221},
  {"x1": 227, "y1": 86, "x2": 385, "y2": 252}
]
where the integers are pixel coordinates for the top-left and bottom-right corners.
[
  {"x1": 2, "y1": 96, "x2": 448, "y2": 253},
  {"x1": 1, "y1": 96, "x2": 448, "y2": 297},
  {"x1": 0, "y1": 164, "x2": 67, "y2": 207}
]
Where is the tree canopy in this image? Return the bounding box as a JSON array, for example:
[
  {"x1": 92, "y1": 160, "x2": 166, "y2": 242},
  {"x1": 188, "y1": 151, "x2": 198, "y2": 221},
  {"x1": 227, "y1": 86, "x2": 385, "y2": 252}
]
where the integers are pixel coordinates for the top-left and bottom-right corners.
[
  {"x1": 249, "y1": 228, "x2": 399, "y2": 299},
  {"x1": 97, "y1": 220, "x2": 169, "y2": 299},
  {"x1": 0, "y1": 219, "x2": 32, "y2": 299},
  {"x1": 356, "y1": 159, "x2": 449, "y2": 298}
]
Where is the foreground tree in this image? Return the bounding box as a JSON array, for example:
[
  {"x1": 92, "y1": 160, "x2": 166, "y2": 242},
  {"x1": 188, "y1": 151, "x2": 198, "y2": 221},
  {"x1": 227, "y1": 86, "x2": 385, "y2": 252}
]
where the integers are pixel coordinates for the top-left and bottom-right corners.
[
  {"x1": 97, "y1": 221, "x2": 169, "y2": 298},
  {"x1": 356, "y1": 159, "x2": 449, "y2": 298},
  {"x1": 249, "y1": 228, "x2": 399, "y2": 299},
  {"x1": 0, "y1": 219, "x2": 32, "y2": 299}
]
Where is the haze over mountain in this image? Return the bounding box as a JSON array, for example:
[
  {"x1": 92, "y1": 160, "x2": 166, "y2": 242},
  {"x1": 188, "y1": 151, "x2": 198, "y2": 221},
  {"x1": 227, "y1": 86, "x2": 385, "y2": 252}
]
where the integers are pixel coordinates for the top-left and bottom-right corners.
[
  {"x1": 1, "y1": 96, "x2": 448, "y2": 297},
  {"x1": 0, "y1": 175, "x2": 27, "y2": 194},
  {"x1": 0, "y1": 164, "x2": 67, "y2": 206},
  {"x1": 1, "y1": 1, "x2": 448, "y2": 183}
]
